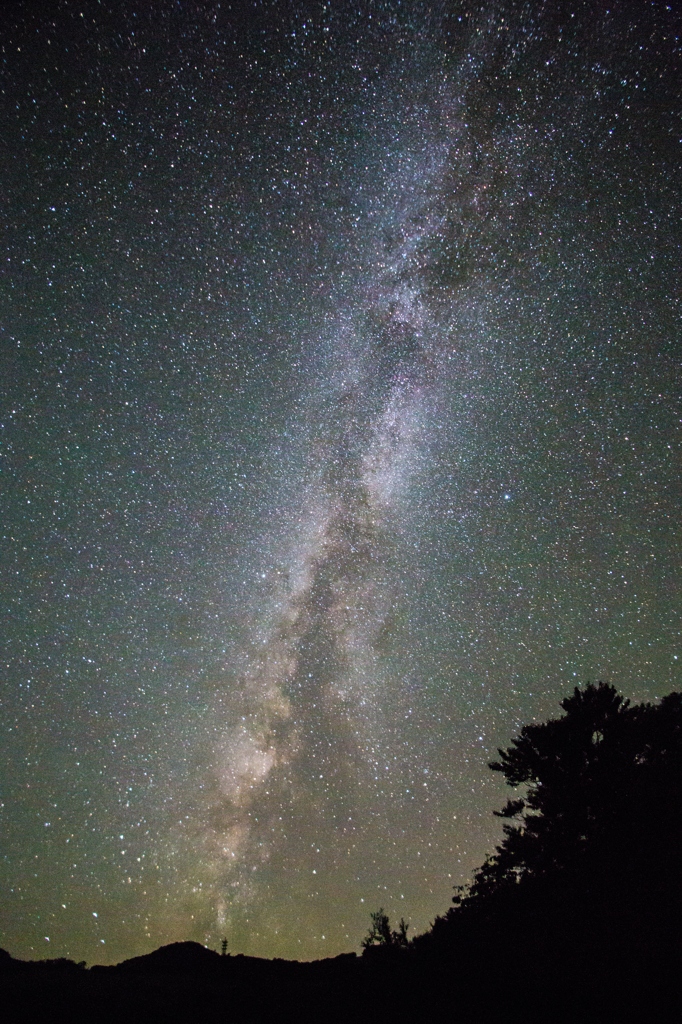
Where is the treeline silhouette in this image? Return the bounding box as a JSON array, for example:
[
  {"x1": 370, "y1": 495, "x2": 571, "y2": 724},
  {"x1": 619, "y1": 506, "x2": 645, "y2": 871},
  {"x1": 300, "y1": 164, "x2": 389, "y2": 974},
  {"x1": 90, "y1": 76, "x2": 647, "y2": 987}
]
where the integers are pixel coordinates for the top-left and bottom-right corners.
[
  {"x1": 365, "y1": 682, "x2": 682, "y2": 1020},
  {"x1": 2, "y1": 683, "x2": 680, "y2": 1022}
]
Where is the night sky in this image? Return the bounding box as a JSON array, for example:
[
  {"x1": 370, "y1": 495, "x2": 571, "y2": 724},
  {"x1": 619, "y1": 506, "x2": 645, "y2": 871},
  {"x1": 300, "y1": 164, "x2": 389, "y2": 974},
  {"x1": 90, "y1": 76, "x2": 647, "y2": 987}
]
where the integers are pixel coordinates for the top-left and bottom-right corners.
[{"x1": 1, "y1": 0, "x2": 680, "y2": 964}]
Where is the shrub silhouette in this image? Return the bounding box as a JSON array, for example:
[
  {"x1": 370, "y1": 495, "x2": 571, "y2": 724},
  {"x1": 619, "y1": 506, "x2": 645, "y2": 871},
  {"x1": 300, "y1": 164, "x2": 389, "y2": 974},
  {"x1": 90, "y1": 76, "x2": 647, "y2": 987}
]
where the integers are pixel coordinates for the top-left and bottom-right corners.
[{"x1": 361, "y1": 909, "x2": 409, "y2": 953}]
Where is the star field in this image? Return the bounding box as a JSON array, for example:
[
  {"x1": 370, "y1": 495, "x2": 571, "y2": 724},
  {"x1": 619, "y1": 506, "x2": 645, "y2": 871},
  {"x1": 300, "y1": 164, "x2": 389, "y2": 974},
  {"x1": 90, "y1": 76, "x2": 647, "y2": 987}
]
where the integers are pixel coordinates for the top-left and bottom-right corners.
[{"x1": 1, "y1": 0, "x2": 680, "y2": 963}]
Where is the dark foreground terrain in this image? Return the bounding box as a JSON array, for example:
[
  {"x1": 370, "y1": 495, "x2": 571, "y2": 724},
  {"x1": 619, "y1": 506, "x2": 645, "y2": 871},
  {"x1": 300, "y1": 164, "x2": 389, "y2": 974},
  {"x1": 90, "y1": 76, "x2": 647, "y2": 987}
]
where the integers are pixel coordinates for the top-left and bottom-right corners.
[
  {"x1": 1, "y1": 935, "x2": 678, "y2": 1024},
  {"x1": 5, "y1": 686, "x2": 680, "y2": 1022}
]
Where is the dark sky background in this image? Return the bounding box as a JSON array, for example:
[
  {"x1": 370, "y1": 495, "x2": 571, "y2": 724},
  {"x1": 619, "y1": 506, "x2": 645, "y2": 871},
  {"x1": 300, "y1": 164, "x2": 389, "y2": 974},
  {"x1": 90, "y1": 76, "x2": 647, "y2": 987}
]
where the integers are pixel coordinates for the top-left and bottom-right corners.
[{"x1": 1, "y1": 0, "x2": 680, "y2": 964}]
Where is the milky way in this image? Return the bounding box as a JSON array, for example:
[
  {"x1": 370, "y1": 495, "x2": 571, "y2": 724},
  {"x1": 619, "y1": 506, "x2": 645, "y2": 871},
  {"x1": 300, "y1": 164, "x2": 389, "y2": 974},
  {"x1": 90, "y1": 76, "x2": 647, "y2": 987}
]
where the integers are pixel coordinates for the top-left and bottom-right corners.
[{"x1": 1, "y1": 1, "x2": 680, "y2": 962}]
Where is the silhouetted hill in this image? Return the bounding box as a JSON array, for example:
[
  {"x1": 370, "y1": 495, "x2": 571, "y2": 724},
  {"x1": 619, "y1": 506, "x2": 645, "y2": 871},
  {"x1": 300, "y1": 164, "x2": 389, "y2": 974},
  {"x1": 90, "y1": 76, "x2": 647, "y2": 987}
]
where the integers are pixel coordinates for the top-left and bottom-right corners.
[
  {"x1": 0, "y1": 948, "x2": 86, "y2": 971},
  {"x1": 99, "y1": 940, "x2": 223, "y2": 972},
  {"x1": 5, "y1": 932, "x2": 670, "y2": 1024},
  {"x1": 1, "y1": 943, "x2": 369, "y2": 1023}
]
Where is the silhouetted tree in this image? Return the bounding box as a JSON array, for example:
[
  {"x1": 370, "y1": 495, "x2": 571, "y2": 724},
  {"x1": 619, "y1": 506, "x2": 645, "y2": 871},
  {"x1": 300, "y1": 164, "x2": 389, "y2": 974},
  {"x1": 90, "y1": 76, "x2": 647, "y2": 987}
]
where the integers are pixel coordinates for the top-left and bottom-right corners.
[
  {"x1": 413, "y1": 680, "x2": 682, "y2": 971},
  {"x1": 361, "y1": 909, "x2": 409, "y2": 953},
  {"x1": 459, "y1": 683, "x2": 682, "y2": 903},
  {"x1": 468, "y1": 682, "x2": 627, "y2": 897},
  {"x1": 413, "y1": 683, "x2": 682, "y2": 1020}
]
